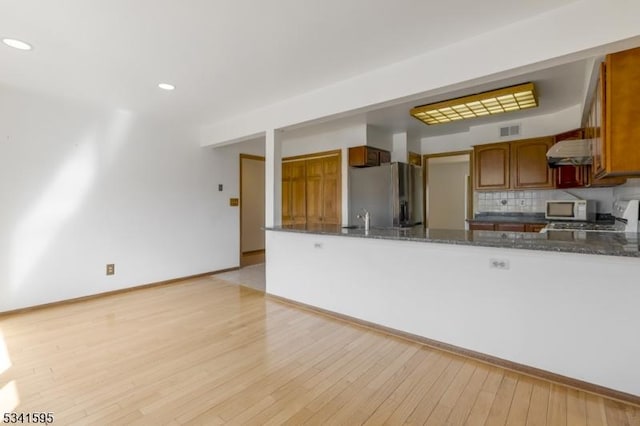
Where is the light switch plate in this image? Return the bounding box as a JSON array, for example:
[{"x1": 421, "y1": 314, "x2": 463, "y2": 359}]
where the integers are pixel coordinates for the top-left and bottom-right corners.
[{"x1": 229, "y1": 198, "x2": 239, "y2": 206}]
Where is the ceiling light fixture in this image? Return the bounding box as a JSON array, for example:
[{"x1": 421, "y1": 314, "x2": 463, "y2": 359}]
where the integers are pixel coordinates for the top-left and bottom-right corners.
[
  {"x1": 410, "y1": 82, "x2": 538, "y2": 125},
  {"x1": 2, "y1": 38, "x2": 33, "y2": 50},
  {"x1": 158, "y1": 83, "x2": 175, "y2": 91}
]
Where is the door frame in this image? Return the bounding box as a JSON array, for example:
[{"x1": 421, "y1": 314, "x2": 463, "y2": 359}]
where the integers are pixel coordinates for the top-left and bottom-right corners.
[
  {"x1": 239, "y1": 154, "x2": 266, "y2": 266},
  {"x1": 422, "y1": 150, "x2": 473, "y2": 229}
]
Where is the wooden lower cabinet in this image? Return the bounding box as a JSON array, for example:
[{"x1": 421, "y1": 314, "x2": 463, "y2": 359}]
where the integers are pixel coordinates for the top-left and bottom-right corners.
[
  {"x1": 282, "y1": 151, "x2": 341, "y2": 226},
  {"x1": 468, "y1": 222, "x2": 495, "y2": 231},
  {"x1": 495, "y1": 223, "x2": 526, "y2": 232},
  {"x1": 525, "y1": 223, "x2": 546, "y2": 233},
  {"x1": 469, "y1": 222, "x2": 545, "y2": 233}
]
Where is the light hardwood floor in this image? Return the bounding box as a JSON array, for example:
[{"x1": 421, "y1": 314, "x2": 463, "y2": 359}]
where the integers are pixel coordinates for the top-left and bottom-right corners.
[{"x1": 0, "y1": 276, "x2": 638, "y2": 425}]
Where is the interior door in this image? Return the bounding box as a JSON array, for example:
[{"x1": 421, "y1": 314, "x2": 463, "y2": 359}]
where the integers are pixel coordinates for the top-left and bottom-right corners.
[
  {"x1": 425, "y1": 153, "x2": 471, "y2": 230},
  {"x1": 240, "y1": 154, "x2": 265, "y2": 266}
]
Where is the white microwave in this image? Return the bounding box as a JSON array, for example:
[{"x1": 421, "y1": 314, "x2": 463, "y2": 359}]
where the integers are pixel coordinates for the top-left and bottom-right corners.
[{"x1": 545, "y1": 200, "x2": 596, "y2": 221}]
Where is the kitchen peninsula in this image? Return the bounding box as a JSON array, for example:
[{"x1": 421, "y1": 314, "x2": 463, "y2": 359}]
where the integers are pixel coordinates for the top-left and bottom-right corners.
[{"x1": 265, "y1": 225, "x2": 640, "y2": 401}]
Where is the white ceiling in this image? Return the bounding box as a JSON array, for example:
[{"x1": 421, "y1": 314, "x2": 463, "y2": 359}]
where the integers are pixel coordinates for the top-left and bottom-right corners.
[
  {"x1": 1, "y1": 0, "x2": 581, "y2": 132},
  {"x1": 0, "y1": 0, "x2": 616, "y2": 141}
]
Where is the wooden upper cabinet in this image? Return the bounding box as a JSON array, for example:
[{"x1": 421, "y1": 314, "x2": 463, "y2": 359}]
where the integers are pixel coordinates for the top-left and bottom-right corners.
[
  {"x1": 591, "y1": 64, "x2": 606, "y2": 177},
  {"x1": 511, "y1": 137, "x2": 554, "y2": 189},
  {"x1": 591, "y1": 47, "x2": 640, "y2": 177},
  {"x1": 348, "y1": 146, "x2": 391, "y2": 167},
  {"x1": 474, "y1": 143, "x2": 510, "y2": 190},
  {"x1": 474, "y1": 137, "x2": 554, "y2": 190}
]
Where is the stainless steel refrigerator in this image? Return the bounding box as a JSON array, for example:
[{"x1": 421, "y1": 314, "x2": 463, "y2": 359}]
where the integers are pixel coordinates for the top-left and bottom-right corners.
[{"x1": 349, "y1": 162, "x2": 423, "y2": 228}]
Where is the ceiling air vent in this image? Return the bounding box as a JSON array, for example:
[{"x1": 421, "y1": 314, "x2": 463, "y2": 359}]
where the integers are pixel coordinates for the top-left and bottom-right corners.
[{"x1": 499, "y1": 124, "x2": 520, "y2": 137}]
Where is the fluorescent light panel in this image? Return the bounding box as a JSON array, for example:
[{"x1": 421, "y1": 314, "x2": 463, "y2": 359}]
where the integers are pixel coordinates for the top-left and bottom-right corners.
[{"x1": 410, "y1": 82, "x2": 538, "y2": 125}]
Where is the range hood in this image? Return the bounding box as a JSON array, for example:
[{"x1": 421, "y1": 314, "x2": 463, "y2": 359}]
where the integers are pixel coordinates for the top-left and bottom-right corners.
[{"x1": 546, "y1": 139, "x2": 592, "y2": 167}]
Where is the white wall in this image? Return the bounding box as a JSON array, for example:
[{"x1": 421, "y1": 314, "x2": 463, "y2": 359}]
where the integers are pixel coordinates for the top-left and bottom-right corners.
[
  {"x1": 0, "y1": 86, "x2": 262, "y2": 312},
  {"x1": 421, "y1": 105, "x2": 581, "y2": 154},
  {"x1": 266, "y1": 230, "x2": 640, "y2": 396},
  {"x1": 280, "y1": 118, "x2": 366, "y2": 158},
  {"x1": 366, "y1": 125, "x2": 393, "y2": 152},
  {"x1": 614, "y1": 178, "x2": 640, "y2": 201}
]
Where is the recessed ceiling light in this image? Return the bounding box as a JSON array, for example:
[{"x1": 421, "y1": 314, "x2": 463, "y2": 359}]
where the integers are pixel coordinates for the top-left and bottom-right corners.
[
  {"x1": 158, "y1": 83, "x2": 175, "y2": 91},
  {"x1": 2, "y1": 38, "x2": 33, "y2": 51}
]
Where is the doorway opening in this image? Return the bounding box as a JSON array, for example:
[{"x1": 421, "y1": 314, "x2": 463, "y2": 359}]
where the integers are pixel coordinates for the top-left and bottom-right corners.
[
  {"x1": 240, "y1": 154, "x2": 265, "y2": 267},
  {"x1": 423, "y1": 151, "x2": 473, "y2": 230}
]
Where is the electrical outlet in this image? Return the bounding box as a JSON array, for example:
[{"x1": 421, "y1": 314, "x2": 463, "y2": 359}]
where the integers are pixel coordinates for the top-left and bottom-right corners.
[
  {"x1": 106, "y1": 264, "x2": 115, "y2": 275},
  {"x1": 218, "y1": 184, "x2": 223, "y2": 191},
  {"x1": 489, "y1": 258, "x2": 510, "y2": 270}
]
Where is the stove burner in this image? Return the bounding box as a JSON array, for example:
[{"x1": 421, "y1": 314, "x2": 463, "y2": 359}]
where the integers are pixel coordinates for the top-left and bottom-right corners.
[{"x1": 546, "y1": 222, "x2": 621, "y2": 232}]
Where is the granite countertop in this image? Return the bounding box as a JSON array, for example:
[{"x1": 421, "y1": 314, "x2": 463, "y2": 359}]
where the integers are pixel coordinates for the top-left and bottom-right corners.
[
  {"x1": 467, "y1": 213, "x2": 548, "y2": 224},
  {"x1": 266, "y1": 225, "x2": 640, "y2": 257}
]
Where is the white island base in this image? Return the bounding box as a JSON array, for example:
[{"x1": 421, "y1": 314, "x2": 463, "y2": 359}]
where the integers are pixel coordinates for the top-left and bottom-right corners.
[{"x1": 266, "y1": 230, "x2": 640, "y2": 399}]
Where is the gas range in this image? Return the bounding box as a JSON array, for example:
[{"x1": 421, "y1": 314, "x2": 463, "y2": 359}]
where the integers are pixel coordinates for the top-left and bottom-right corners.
[
  {"x1": 542, "y1": 200, "x2": 639, "y2": 233},
  {"x1": 545, "y1": 221, "x2": 621, "y2": 232}
]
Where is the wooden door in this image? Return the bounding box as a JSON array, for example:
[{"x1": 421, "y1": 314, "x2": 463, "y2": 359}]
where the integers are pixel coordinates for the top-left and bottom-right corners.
[
  {"x1": 290, "y1": 161, "x2": 307, "y2": 224},
  {"x1": 281, "y1": 162, "x2": 292, "y2": 224},
  {"x1": 305, "y1": 158, "x2": 324, "y2": 225},
  {"x1": 511, "y1": 137, "x2": 554, "y2": 189},
  {"x1": 282, "y1": 160, "x2": 307, "y2": 225},
  {"x1": 474, "y1": 143, "x2": 510, "y2": 190},
  {"x1": 321, "y1": 155, "x2": 341, "y2": 225}
]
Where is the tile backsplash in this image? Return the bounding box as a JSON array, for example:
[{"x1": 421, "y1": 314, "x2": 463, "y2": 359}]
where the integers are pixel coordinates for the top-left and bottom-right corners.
[
  {"x1": 613, "y1": 178, "x2": 640, "y2": 201},
  {"x1": 476, "y1": 191, "x2": 546, "y2": 213},
  {"x1": 475, "y1": 180, "x2": 640, "y2": 214},
  {"x1": 475, "y1": 186, "x2": 617, "y2": 214}
]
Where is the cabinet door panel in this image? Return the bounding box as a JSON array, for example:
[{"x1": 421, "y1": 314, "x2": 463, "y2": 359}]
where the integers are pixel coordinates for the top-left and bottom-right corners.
[
  {"x1": 475, "y1": 144, "x2": 510, "y2": 190},
  {"x1": 606, "y1": 47, "x2": 640, "y2": 175},
  {"x1": 511, "y1": 138, "x2": 554, "y2": 189},
  {"x1": 469, "y1": 223, "x2": 495, "y2": 231},
  {"x1": 281, "y1": 162, "x2": 292, "y2": 224},
  {"x1": 592, "y1": 63, "x2": 605, "y2": 176},
  {"x1": 282, "y1": 160, "x2": 307, "y2": 225},
  {"x1": 291, "y1": 177, "x2": 307, "y2": 224},
  {"x1": 321, "y1": 156, "x2": 341, "y2": 225},
  {"x1": 525, "y1": 223, "x2": 546, "y2": 233},
  {"x1": 495, "y1": 223, "x2": 526, "y2": 232},
  {"x1": 305, "y1": 158, "x2": 324, "y2": 224}
]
